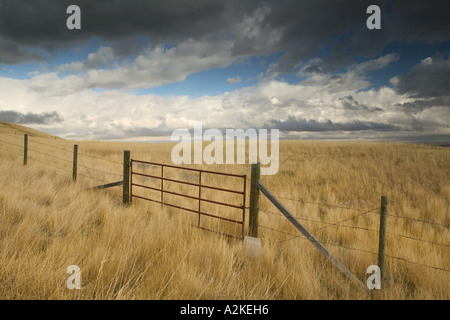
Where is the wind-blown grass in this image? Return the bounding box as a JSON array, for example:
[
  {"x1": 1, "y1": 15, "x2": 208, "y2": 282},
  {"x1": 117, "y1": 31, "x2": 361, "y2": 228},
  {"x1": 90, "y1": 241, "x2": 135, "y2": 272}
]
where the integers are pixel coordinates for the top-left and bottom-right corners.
[{"x1": 0, "y1": 125, "x2": 448, "y2": 299}]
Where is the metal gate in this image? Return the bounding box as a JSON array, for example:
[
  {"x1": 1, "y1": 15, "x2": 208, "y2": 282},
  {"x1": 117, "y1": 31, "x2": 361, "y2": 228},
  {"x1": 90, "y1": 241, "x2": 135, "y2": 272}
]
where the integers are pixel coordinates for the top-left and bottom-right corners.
[{"x1": 130, "y1": 159, "x2": 247, "y2": 239}]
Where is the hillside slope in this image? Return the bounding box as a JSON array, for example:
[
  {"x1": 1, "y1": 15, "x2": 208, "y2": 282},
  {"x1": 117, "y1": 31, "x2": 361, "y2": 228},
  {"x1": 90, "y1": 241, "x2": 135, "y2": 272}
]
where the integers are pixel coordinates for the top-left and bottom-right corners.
[{"x1": 0, "y1": 122, "x2": 62, "y2": 139}]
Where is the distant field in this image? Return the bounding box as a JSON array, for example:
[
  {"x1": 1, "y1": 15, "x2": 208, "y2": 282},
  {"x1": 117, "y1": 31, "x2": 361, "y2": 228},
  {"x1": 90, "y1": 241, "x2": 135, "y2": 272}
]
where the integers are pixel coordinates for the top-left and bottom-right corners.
[{"x1": 0, "y1": 123, "x2": 448, "y2": 299}]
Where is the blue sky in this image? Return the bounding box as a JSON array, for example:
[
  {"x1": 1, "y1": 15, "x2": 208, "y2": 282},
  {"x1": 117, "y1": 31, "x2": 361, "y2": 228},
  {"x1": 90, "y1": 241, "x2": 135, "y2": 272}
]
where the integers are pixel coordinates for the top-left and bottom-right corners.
[
  {"x1": 2, "y1": 42, "x2": 438, "y2": 96},
  {"x1": 0, "y1": 0, "x2": 449, "y2": 142}
]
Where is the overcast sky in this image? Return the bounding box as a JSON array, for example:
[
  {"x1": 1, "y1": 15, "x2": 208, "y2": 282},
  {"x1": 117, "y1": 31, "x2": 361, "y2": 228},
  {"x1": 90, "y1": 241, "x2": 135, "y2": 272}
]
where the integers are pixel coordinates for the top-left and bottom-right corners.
[{"x1": 0, "y1": 0, "x2": 449, "y2": 142}]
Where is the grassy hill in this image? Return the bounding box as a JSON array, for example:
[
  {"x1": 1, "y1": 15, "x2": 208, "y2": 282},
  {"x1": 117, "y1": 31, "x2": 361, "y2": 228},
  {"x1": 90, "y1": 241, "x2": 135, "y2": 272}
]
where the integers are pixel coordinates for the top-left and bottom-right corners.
[
  {"x1": 0, "y1": 122, "x2": 448, "y2": 300},
  {"x1": 0, "y1": 122, "x2": 62, "y2": 139}
]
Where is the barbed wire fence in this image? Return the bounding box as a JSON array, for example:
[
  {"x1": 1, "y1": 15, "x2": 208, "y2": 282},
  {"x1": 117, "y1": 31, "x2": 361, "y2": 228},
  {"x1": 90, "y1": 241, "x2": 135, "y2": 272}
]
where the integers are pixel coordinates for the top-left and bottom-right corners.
[
  {"x1": 1, "y1": 132, "x2": 448, "y2": 277},
  {"x1": 255, "y1": 187, "x2": 449, "y2": 275},
  {"x1": 0, "y1": 132, "x2": 124, "y2": 202}
]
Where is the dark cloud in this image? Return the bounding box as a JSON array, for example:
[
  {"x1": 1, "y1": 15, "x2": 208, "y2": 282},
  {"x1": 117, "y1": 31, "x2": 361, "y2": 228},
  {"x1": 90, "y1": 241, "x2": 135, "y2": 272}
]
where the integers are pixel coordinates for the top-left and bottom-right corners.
[
  {"x1": 0, "y1": 110, "x2": 63, "y2": 124},
  {"x1": 339, "y1": 95, "x2": 383, "y2": 112},
  {"x1": 1, "y1": 0, "x2": 449, "y2": 72},
  {"x1": 0, "y1": 36, "x2": 47, "y2": 64},
  {"x1": 266, "y1": 116, "x2": 400, "y2": 132},
  {"x1": 123, "y1": 123, "x2": 172, "y2": 137},
  {"x1": 264, "y1": 0, "x2": 450, "y2": 74},
  {"x1": 391, "y1": 54, "x2": 450, "y2": 98},
  {"x1": 395, "y1": 95, "x2": 450, "y2": 114},
  {"x1": 0, "y1": 0, "x2": 258, "y2": 63}
]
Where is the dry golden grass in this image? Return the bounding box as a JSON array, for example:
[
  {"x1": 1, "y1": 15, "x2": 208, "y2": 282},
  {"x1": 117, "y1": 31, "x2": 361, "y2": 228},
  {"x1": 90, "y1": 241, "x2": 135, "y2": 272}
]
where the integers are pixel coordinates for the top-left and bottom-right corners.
[{"x1": 0, "y1": 123, "x2": 449, "y2": 300}]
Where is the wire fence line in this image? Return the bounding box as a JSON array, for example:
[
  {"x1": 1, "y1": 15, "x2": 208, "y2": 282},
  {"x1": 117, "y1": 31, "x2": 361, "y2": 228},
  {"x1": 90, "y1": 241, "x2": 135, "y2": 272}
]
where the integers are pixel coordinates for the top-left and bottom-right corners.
[
  {"x1": 1, "y1": 135, "x2": 448, "y2": 274},
  {"x1": 313, "y1": 207, "x2": 379, "y2": 231},
  {"x1": 258, "y1": 189, "x2": 450, "y2": 274},
  {"x1": 78, "y1": 161, "x2": 123, "y2": 178},
  {"x1": 0, "y1": 131, "x2": 27, "y2": 140},
  {"x1": 278, "y1": 194, "x2": 449, "y2": 229},
  {"x1": 0, "y1": 138, "x2": 23, "y2": 150},
  {"x1": 0, "y1": 137, "x2": 124, "y2": 204},
  {"x1": 0, "y1": 145, "x2": 23, "y2": 156},
  {"x1": 28, "y1": 135, "x2": 123, "y2": 167},
  {"x1": 0, "y1": 136, "x2": 123, "y2": 187},
  {"x1": 28, "y1": 146, "x2": 73, "y2": 164},
  {"x1": 76, "y1": 152, "x2": 122, "y2": 185},
  {"x1": 386, "y1": 213, "x2": 449, "y2": 229},
  {"x1": 259, "y1": 208, "x2": 450, "y2": 249},
  {"x1": 78, "y1": 151, "x2": 123, "y2": 166},
  {"x1": 259, "y1": 208, "x2": 376, "y2": 233},
  {"x1": 259, "y1": 224, "x2": 377, "y2": 254},
  {"x1": 262, "y1": 193, "x2": 449, "y2": 235},
  {"x1": 277, "y1": 195, "x2": 376, "y2": 213},
  {"x1": 0, "y1": 131, "x2": 123, "y2": 166},
  {"x1": 28, "y1": 137, "x2": 73, "y2": 154},
  {"x1": 27, "y1": 155, "x2": 72, "y2": 174},
  {"x1": 258, "y1": 222, "x2": 450, "y2": 274},
  {"x1": 30, "y1": 137, "x2": 123, "y2": 169}
]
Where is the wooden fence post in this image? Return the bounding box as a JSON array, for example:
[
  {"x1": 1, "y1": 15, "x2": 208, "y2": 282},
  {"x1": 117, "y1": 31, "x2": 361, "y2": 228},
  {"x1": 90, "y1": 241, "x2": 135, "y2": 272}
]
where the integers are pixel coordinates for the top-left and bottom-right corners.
[
  {"x1": 248, "y1": 162, "x2": 260, "y2": 238},
  {"x1": 378, "y1": 195, "x2": 388, "y2": 280},
  {"x1": 123, "y1": 150, "x2": 131, "y2": 206},
  {"x1": 23, "y1": 134, "x2": 28, "y2": 165},
  {"x1": 72, "y1": 144, "x2": 78, "y2": 181}
]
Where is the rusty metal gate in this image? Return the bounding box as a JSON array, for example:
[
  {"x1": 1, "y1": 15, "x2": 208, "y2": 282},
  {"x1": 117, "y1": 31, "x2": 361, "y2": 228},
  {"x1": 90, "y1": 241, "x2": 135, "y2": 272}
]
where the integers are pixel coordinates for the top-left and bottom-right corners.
[{"x1": 130, "y1": 159, "x2": 247, "y2": 239}]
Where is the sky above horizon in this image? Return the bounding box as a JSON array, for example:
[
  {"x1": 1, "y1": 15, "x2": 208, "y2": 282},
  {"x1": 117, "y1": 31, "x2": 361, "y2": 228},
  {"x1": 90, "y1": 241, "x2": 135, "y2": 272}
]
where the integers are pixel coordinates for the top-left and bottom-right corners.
[{"x1": 0, "y1": 0, "x2": 449, "y2": 142}]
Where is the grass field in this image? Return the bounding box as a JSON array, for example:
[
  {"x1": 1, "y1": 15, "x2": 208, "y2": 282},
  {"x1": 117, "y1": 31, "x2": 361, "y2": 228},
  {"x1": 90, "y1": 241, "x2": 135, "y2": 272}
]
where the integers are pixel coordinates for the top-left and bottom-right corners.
[{"x1": 0, "y1": 122, "x2": 448, "y2": 299}]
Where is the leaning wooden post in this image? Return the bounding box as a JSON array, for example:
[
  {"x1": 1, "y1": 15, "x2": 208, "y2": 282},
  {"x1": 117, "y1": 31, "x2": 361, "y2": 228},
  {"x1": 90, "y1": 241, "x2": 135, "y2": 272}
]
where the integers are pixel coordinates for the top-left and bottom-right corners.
[
  {"x1": 23, "y1": 134, "x2": 28, "y2": 165},
  {"x1": 248, "y1": 162, "x2": 260, "y2": 238},
  {"x1": 72, "y1": 144, "x2": 78, "y2": 181},
  {"x1": 258, "y1": 182, "x2": 366, "y2": 289},
  {"x1": 378, "y1": 195, "x2": 388, "y2": 281},
  {"x1": 122, "y1": 150, "x2": 131, "y2": 206}
]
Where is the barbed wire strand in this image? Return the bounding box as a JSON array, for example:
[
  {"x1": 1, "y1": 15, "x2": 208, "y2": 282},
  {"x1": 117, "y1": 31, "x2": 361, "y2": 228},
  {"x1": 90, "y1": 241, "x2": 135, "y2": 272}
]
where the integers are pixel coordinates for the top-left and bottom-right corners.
[
  {"x1": 77, "y1": 157, "x2": 112, "y2": 185},
  {"x1": 260, "y1": 208, "x2": 449, "y2": 248},
  {"x1": 313, "y1": 207, "x2": 379, "y2": 231},
  {"x1": 78, "y1": 151, "x2": 123, "y2": 166},
  {"x1": 386, "y1": 213, "x2": 449, "y2": 229},
  {"x1": 27, "y1": 136, "x2": 123, "y2": 167},
  {"x1": 0, "y1": 139, "x2": 23, "y2": 149},
  {"x1": 0, "y1": 146, "x2": 23, "y2": 156},
  {"x1": 77, "y1": 162, "x2": 123, "y2": 178},
  {"x1": 27, "y1": 155, "x2": 72, "y2": 174},
  {"x1": 258, "y1": 224, "x2": 449, "y2": 273},
  {"x1": 6, "y1": 134, "x2": 122, "y2": 166},
  {"x1": 28, "y1": 147, "x2": 72, "y2": 164},
  {"x1": 27, "y1": 137, "x2": 73, "y2": 153},
  {"x1": 77, "y1": 171, "x2": 110, "y2": 184},
  {"x1": 277, "y1": 195, "x2": 375, "y2": 213},
  {"x1": 0, "y1": 131, "x2": 25, "y2": 140},
  {"x1": 259, "y1": 208, "x2": 376, "y2": 233}
]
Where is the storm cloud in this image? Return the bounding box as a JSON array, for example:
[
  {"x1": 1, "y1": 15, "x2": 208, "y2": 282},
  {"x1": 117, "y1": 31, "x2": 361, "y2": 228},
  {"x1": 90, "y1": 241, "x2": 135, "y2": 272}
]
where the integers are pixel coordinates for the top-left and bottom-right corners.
[
  {"x1": 1, "y1": 0, "x2": 449, "y2": 72},
  {"x1": 0, "y1": 1, "x2": 449, "y2": 142},
  {"x1": 390, "y1": 55, "x2": 450, "y2": 98},
  {"x1": 0, "y1": 0, "x2": 262, "y2": 63},
  {"x1": 266, "y1": 116, "x2": 400, "y2": 132},
  {"x1": 0, "y1": 110, "x2": 63, "y2": 124}
]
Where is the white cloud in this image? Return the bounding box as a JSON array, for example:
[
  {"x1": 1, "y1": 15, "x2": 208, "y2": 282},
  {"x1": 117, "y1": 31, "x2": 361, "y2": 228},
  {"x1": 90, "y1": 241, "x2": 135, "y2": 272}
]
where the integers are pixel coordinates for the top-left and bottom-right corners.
[
  {"x1": 55, "y1": 40, "x2": 238, "y2": 90},
  {"x1": 227, "y1": 76, "x2": 242, "y2": 84},
  {"x1": 1, "y1": 53, "x2": 448, "y2": 141},
  {"x1": 352, "y1": 53, "x2": 400, "y2": 73}
]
